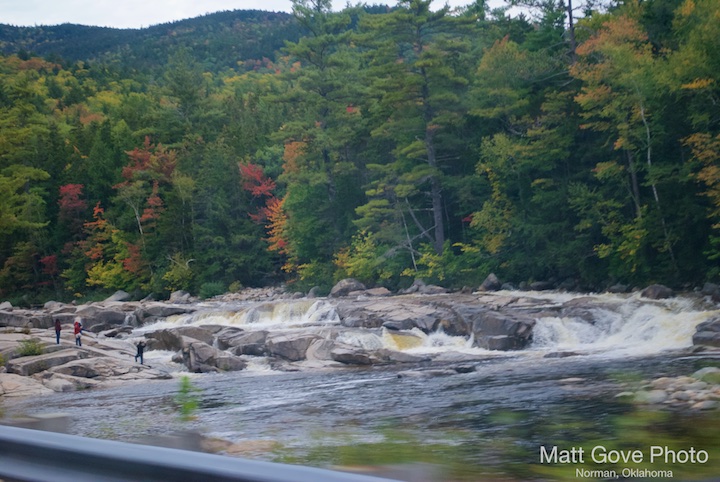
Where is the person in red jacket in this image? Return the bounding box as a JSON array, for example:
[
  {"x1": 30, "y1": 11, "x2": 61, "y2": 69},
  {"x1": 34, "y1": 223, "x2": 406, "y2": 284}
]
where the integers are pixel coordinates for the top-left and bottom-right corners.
[{"x1": 73, "y1": 317, "x2": 83, "y2": 347}]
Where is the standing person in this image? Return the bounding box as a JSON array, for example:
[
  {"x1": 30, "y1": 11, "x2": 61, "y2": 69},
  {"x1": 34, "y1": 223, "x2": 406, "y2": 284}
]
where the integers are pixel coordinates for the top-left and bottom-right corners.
[
  {"x1": 73, "y1": 317, "x2": 83, "y2": 347},
  {"x1": 134, "y1": 340, "x2": 147, "y2": 365},
  {"x1": 54, "y1": 319, "x2": 62, "y2": 344}
]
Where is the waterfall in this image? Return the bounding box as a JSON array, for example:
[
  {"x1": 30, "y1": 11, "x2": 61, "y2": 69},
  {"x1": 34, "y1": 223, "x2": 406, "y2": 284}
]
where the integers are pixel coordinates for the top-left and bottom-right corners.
[
  {"x1": 140, "y1": 300, "x2": 340, "y2": 331},
  {"x1": 530, "y1": 294, "x2": 719, "y2": 355}
]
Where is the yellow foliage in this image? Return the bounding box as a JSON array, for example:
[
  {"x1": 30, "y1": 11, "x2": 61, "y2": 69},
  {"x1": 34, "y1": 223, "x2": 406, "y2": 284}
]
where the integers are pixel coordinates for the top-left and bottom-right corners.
[
  {"x1": 678, "y1": 0, "x2": 696, "y2": 18},
  {"x1": 681, "y1": 78, "x2": 714, "y2": 90}
]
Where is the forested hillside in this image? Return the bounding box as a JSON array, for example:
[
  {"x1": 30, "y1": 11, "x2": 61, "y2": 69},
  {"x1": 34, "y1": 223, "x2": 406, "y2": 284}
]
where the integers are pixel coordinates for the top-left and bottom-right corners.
[
  {"x1": 0, "y1": 0, "x2": 718, "y2": 305},
  {"x1": 0, "y1": 10, "x2": 301, "y2": 73}
]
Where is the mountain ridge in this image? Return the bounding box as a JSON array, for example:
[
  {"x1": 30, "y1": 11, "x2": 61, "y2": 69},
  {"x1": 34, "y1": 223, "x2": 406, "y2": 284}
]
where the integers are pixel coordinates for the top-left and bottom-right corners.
[{"x1": 0, "y1": 9, "x2": 301, "y2": 72}]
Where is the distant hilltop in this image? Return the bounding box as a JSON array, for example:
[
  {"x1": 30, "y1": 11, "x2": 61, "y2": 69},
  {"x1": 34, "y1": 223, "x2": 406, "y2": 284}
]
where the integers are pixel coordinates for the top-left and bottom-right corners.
[{"x1": 0, "y1": 10, "x2": 300, "y2": 72}]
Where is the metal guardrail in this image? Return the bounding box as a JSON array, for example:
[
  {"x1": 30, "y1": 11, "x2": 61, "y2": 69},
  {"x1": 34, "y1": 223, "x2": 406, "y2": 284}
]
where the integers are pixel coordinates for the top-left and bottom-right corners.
[{"x1": 0, "y1": 425, "x2": 400, "y2": 482}]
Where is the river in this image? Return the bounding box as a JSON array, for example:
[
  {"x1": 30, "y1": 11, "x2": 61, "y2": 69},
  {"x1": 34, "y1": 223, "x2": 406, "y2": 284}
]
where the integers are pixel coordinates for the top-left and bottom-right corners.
[{"x1": 3, "y1": 291, "x2": 720, "y2": 481}]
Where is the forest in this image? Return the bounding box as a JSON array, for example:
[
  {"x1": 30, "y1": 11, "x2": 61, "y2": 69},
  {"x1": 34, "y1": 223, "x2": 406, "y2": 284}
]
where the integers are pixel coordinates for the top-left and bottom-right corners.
[{"x1": 0, "y1": 0, "x2": 718, "y2": 304}]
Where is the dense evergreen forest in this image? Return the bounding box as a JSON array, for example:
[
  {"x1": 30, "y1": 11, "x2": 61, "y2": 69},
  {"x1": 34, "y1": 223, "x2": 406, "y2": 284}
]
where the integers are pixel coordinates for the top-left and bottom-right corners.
[{"x1": 0, "y1": 0, "x2": 718, "y2": 305}]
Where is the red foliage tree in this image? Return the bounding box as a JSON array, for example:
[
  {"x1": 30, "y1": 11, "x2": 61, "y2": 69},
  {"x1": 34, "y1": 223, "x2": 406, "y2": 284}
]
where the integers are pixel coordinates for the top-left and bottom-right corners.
[
  {"x1": 121, "y1": 136, "x2": 177, "y2": 184},
  {"x1": 239, "y1": 162, "x2": 277, "y2": 197},
  {"x1": 239, "y1": 162, "x2": 278, "y2": 224}
]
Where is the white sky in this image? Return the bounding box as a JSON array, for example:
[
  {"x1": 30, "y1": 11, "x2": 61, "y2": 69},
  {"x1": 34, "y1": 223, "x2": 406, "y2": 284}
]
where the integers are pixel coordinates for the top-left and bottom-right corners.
[{"x1": 0, "y1": 0, "x2": 504, "y2": 29}]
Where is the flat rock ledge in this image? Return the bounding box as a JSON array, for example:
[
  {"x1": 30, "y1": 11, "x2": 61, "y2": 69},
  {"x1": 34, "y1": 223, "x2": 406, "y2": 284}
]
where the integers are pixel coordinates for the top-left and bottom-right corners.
[{"x1": 0, "y1": 327, "x2": 171, "y2": 398}]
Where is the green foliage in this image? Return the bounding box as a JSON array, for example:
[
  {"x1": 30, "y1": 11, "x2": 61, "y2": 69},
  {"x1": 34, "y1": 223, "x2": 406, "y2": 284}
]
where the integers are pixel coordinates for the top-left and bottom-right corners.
[
  {"x1": 198, "y1": 281, "x2": 226, "y2": 299},
  {"x1": 16, "y1": 338, "x2": 44, "y2": 357},
  {"x1": 228, "y1": 281, "x2": 243, "y2": 293},
  {"x1": 334, "y1": 230, "x2": 397, "y2": 286},
  {"x1": 174, "y1": 375, "x2": 202, "y2": 422},
  {"x1": 0, "y1": 0, "x2": 718, "y2": 300},
  {"x1": 406, "y1": 242, "x2": 488, "y2": 288},
  {"x1": 162, "y1": 253, "x2": 195, "y2": 292}
]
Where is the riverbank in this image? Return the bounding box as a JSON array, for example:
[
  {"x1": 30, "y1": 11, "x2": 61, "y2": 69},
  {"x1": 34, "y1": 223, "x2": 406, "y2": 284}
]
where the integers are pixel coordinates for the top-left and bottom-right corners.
[{"x1": 1, "y1": 284, "x2": 720, "y2": 401}]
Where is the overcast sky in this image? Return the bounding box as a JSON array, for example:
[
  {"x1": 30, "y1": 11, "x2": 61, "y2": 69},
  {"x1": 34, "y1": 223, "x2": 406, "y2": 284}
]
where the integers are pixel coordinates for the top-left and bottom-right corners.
[{"x1": 1, "y1": 0, "x2": 498, "y2": 29}]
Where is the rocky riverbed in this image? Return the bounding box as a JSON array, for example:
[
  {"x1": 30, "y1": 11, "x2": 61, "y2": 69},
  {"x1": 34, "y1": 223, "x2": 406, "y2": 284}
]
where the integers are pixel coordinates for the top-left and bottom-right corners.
[{"x1": 2, "y1": 280, "x2": 720, "y2": 404}]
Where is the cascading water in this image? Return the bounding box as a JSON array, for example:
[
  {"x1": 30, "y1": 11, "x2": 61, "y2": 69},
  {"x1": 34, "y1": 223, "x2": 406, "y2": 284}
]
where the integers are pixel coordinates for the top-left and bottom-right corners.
[
  {"x1": 530, "y1": 293, "x2": 719, "y2": 356},
  {"x1": 136, "y1": 299, "x2": 341, "y2": 333}
]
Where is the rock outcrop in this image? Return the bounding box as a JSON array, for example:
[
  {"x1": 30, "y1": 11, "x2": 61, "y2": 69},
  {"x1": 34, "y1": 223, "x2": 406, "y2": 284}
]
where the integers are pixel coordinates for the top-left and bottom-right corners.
[
  {"x1": 2, "y1": 284, "x2": 719, "y2": 400},
  {"x1": 0, "y1": 325, "x2": 172, "y2": 397},
  {"x1": 693, "y1": 316, "x2": 720, "y2": 348}
]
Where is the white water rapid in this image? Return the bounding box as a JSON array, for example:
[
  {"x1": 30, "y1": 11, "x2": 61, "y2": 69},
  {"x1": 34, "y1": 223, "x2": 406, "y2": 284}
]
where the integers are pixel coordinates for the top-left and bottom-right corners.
[
  {"x1": 529, "y1": 292, "x2": 719, "y2": 356},
  {"x1": 134, "y1": 291, "x2": 719, "y2": 367}
]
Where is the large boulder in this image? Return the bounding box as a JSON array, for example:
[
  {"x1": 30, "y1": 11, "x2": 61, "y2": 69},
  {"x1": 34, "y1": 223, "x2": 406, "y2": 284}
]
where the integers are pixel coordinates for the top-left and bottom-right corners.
[
  {"x1": 399, "y1": 279, "x2": 426, "y2": 294},
  {"x1": 182, "y1": 340, "x2": 246, "y2": 373},
  {"x1": 223, "y1": 331, "x2": 270, "y2": 357},
  {"x1": 145, "y1": 325, "x2": 225, "y2": 351},
  {"x1": 454, "y1": 305, "x2": 535, "y2": 350},
  {"x1": 693, "y1": 316, "x2": 720, "y2": 348},
  {"x1": 0, "y1": 310, "x2": 53, "y2": 329},
  {"x1": 701, "y1": 283, "x2": 719, "y2": 297},
  {"x1": 364, "y1": 287, "x2": 392, "y2": 297},
  {"x1": 105, "y1": 290, "x2": 131, "y2": 302},
  {"x1": 265, "y1": 333, "x2": 322, "y2": 361},
  {"x1": 304, "y1": 338, "x2": 336, "y2": 361},
  {"x1": 335, "y1": 303, "x2": 385, "y2": 329},
  {"x1": 329, "y1": 278, "x2": 367, "y2": 298},
  {"x1": 418, "y1": 284, "x2": 448, "y2": 295},
  {"x1": 170, "y1": 290, "x2": 192, "y2": 304},
  {"x1": 145, "y1": 329, "x2": 185, "y2": 351},
  {"x1": 479, "y1": 273, "x2": 502, "y2": 292},
  {"x1": 168, "y1": 326, "x2": 219, "y2": 346},
  {"x1": 84, "y1": 309, "x2": 131, "y2": 332},
  {"x1": 641, "y1": 284, "x2": 674, "y2": 299},
  {"x1": 214, "y1": 327, "x2": 247, "y2": 349},
  {"x1": 0, "y1": 311, "x2": 30, "y2": 328},
  {"x1": 529, "y1": 281, "x2": 554, "y2": 291}
]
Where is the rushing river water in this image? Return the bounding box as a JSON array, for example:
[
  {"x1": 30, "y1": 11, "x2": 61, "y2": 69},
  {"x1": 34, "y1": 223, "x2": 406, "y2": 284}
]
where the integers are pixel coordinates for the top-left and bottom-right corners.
[{"x1": 3, "y1": 291, "x2": 720, "y2": 481}]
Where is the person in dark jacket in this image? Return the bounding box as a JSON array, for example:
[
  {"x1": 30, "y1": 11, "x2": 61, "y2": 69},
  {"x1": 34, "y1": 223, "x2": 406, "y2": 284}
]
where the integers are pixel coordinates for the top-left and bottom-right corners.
[
  {"x1": 54, "y1": 319, "x2": 62, "y2": 344},
  {"x1": 135, "y1": 340, "x2": 147, "y2": 365}
]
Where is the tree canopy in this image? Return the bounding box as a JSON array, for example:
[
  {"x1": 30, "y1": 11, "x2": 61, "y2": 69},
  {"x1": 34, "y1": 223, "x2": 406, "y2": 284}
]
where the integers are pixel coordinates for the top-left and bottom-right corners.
[{"x1": 0, "y1": 0, "x2": 718, "y2": 303}]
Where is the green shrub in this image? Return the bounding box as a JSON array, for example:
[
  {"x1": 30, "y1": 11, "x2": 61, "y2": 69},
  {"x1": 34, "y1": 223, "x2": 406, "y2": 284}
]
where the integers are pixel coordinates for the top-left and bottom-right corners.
[
  {"x1": 175, "y1": 375, "x2": 201, "y2": 421},
  {"x1": 17, "y1": 339, "x2": 44, "y2": 357},
  {"x1": 228, "y1": 281, "x2": 243, "y2": 293},
  {"x1": 198, "y1": 281, "x2": 226, "y2": 299}
]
